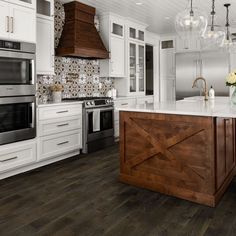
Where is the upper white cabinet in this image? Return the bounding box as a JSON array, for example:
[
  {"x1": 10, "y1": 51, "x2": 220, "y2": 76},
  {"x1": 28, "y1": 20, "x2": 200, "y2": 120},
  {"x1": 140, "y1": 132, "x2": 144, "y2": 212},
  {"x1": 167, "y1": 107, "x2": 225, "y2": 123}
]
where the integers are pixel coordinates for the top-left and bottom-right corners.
[
  {"x1": 36, "y1": 0, "x2": 54, "y2": 75},
  {"x1": 128, "y1": 25, "x2": 145, "y2": 42},
  {"x1": 0, "y1": 1, "x2": 9, "y2": 39},
  {"x1": 160, "y1": 37, "x2": 176, "y2": 102},
  {"x1": 129, "y1": 42, "x2": 145, "y2": 94},
  {"x1": 8, "y1": 0, "x2": 36, "y2": 9},
  {"x1": 99, "y1": 13, "x2": 126, "y2": 78},
  {"x1": 126, "y1": 20, "x2": 147, "y2": 96},
  {"x1": 160, "y1": 39, "x2": 176, "y2": 78},
  {"x1": 176, "y1": 36, "x2": 201, "y2": 52},
  {"x1": 0, "y1": 0, "x2": 36, "y2": 43},
  {"x1": 37, "y1": 0, "x2": 54, "y2": 18}
]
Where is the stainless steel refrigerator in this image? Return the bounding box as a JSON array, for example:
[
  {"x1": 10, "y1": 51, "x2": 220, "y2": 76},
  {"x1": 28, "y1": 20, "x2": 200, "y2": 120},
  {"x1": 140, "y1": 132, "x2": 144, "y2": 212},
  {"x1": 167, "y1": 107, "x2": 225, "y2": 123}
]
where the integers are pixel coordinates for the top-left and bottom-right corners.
[{"x1": 176, "y1": 51, "x2": 230, "y2": 100}]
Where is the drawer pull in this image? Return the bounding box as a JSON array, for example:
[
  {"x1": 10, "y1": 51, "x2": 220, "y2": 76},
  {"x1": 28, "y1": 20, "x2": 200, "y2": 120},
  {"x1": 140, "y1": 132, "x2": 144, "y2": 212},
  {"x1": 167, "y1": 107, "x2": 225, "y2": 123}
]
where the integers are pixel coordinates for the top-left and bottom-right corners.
[
  {"x1": 0, "y1": 156, "x2": 18, "y2": 162},
  {"x1": 121, "y1": 103, "x2": 128, "y2": 106},
  {"x1": 57, "y1": 141, "x2": 69, "y2": 146},
  {"x1": 57, "y1": 123, "x2": 69, "y2": 127},
  {"x1": 56, "y1": 110, "x2": 69, "y2": 114}
]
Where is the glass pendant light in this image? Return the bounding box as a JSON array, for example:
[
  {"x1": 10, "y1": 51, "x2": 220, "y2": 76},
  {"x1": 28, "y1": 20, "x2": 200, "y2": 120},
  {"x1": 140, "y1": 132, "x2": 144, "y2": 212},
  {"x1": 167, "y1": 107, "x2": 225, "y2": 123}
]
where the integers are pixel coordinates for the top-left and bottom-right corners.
[
  {"x1": 221, "y1": 3, "x2": 236, "y2": 52},
  {"x1": 175, "y1": 0, "x2": 208, "y2": 38},
  {"x1": 201, "y1": 0, "x2": 225, "y2": 49}
]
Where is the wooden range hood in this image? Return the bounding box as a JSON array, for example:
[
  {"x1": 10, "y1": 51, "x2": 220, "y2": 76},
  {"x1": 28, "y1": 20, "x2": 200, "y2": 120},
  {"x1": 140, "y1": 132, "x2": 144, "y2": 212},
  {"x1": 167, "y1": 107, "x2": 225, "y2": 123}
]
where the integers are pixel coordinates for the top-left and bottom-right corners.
[{"x1": 56, "y1": 1, "x2": 109, "y2": 59}]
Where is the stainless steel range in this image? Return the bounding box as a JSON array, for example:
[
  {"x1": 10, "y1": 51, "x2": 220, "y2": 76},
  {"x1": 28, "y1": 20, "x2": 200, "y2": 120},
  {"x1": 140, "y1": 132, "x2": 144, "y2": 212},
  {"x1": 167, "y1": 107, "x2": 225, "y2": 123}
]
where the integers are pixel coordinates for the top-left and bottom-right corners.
[{"x1": 63, "y1": 97, "x2": 115, "y2": 153}]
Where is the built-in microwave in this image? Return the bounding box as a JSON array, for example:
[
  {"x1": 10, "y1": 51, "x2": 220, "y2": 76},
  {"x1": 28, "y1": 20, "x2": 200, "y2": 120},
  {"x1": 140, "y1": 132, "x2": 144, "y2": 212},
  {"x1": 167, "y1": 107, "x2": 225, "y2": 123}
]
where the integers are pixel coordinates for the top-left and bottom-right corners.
[
  {"x1": 0, "y1": 96, "x2": 36, "y2": 145},
  {"x1": 0, "y1": 40, "x2": 36, "y2": 96}
]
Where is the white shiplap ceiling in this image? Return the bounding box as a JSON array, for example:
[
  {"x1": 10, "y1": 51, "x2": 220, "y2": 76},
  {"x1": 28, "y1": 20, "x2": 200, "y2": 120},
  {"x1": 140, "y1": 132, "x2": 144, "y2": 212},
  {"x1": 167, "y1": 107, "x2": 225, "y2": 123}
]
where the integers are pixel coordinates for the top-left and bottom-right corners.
[{"x1": 61, "y1": 0, "x2": 236, "y2": 35}]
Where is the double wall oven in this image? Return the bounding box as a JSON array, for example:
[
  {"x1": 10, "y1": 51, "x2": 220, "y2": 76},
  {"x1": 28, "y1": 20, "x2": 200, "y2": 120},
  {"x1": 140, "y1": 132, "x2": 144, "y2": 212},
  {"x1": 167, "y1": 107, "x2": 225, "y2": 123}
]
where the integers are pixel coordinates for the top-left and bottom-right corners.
[{"x1": 0, "y1": 40, "x2": 36, "y2": 145}]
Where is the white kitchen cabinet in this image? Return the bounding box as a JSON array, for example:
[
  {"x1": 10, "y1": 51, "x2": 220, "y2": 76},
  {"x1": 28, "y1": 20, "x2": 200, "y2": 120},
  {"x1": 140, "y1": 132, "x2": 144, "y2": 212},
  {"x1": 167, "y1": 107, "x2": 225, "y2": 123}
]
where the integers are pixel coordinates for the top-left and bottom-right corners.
[
  {"x1": 37, "y1": 0, "x2": 54, "y2": 18},
  {"x1": 160, "y1": 37, "x2": 176, "y2": 102},
  {"x1": 39, "y1": 130, "x2": 82, "y2": 161},
  {"x1": 10, "y1": 3, "x2": 36, "y2": 42},
  {"x1": 0, "y1": 140, "x2": 36, "y2": 173},
  {"x1": 114, "y1": 97, "x2": 136, "y2": 138},
  {"x1": 136, "y1": 95, "x2": 154, "y2": 105},
  {"x1": 36, "y1": 16, "x2": 54, "y2": 74},
  {"x1": 129, "y1": 27, "x2": 144, "y2": 42},
  {"x1": 0, "y1": 1, "x2": 9, "y2": 39},
  {"x1": 128, "y1": 42, "x2": 145, "y2": 95},
  {"x1": 160, "y1": 39, "x2": 176, "y2": 78},
  {"x1": 160, "y1": 78, "x2": 176, "y2": 102},
  {"x1": 99, "y1": 13, "x2": 126, "y2": 78},
  {"x1": 39, "y1": 103, "x2": 82, "y2": 120},
  {"x1": 9, "y1": 0, "x2": 36, "y2": 9},
  {"x1": 38, "y1": 103, "x2": 83, "y2": 161},
  {"x1": 176, "y1": 36, "x2": 201, "y2": 52},
  {"x1": 0, "y1": 0, "x2": 36, "y2": 43},
  {"x1": 114, "y1": 96, "x2": 154, "y2": 138},
  {"x1": 109, "y1": 36, "x2": 125, "y2": 76}
]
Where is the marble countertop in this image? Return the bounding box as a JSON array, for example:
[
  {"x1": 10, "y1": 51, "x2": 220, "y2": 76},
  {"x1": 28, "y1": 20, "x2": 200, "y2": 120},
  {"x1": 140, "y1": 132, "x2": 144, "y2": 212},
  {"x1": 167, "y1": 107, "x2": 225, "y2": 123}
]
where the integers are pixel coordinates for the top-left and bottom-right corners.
[
  {"x1": 116, "y1": 96, "x2": 236, "y2": 118},
  {"x1": 37, "y1": 100, "x2": 84, "y2": 108}
]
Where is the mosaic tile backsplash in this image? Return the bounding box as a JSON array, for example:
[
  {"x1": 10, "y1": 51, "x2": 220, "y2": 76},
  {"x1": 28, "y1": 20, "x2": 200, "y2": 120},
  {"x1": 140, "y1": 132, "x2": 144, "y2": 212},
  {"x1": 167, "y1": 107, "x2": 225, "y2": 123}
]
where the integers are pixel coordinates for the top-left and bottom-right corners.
[{"x1": 37, "y1": 0, "x2": 114, "y2": 102}]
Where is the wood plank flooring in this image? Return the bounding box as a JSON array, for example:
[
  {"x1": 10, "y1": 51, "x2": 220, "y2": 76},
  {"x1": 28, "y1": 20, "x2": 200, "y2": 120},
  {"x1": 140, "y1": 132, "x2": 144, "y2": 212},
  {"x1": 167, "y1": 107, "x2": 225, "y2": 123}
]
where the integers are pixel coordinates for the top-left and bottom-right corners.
[{"x1": 0, "y1": 144, "x2": 236, "y2": 235}]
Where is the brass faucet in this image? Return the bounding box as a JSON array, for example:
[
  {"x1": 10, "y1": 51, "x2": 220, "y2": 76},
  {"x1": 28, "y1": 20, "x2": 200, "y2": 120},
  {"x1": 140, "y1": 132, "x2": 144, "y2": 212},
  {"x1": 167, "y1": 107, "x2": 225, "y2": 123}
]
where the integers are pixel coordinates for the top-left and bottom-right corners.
[{"x1": 192, "y1": 77, "x2": 208, "y2": 101}]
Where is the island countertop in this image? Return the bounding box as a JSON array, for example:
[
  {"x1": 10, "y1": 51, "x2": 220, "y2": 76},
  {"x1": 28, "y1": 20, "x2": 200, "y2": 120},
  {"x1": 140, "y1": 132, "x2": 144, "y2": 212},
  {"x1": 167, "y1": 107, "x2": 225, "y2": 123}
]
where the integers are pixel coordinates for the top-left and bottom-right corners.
[{"x1": 116, "y1": 97, "x2": 236, "y2": 118}]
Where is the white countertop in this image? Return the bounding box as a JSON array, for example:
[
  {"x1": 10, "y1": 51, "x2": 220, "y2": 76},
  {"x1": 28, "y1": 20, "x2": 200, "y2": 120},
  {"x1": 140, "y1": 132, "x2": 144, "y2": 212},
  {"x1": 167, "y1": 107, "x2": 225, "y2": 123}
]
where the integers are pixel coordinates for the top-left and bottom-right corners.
[
  {"x1": 116, "y1": 96, "x2": 236, "y2": 118},
  {"x1": 37, "y1": 100, "x2": 84, "y2": 108}
]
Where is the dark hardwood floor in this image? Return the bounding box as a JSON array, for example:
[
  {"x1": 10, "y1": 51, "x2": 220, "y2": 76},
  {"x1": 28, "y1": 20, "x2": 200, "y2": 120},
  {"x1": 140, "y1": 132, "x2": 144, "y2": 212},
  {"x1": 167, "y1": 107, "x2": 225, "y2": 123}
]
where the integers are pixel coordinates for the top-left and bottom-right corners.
[{"x1": 1, "y1": 144, "x2": 236, "y2": 236}]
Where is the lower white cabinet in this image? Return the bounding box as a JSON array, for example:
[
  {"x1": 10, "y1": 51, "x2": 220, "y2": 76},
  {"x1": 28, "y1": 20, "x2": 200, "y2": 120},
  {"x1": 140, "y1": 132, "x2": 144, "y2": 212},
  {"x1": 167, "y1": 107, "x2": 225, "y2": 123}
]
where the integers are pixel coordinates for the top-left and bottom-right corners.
[
  {"x1": 38, "y1": 103, "x2": 83, "y2": 161},
  {"x1": 114, "y1": 96, "x2": 154, "y2": 138},
  {"x1": 38, "y1": 115, "x2": 82, "y2": 137},
  {"x1": 38, "y1": 130, "x2": 82, "y2": 161},
  {"x1": 0, "y1": 140, "x2": 36, "y2": 173},
  {"x1": 160, "y1": 78, "x2": 176, "y2": 102},
  {"x1": 136, "y1": 96, "x2": 154, "y2": 105}
]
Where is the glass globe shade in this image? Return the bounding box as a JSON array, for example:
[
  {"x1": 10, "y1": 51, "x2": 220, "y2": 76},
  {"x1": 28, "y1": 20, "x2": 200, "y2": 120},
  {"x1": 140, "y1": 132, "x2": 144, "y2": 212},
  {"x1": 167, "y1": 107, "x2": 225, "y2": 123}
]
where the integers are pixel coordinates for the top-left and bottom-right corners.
[
  {"x1": 175, "y1": 7, "x2": 208, "y2": 38},
  {"x1": 201, "y1": 25, "x2": 226, "y2": 49},
  {"x1": 221, "y1": 36, "x2": 236, "y2": 52}
]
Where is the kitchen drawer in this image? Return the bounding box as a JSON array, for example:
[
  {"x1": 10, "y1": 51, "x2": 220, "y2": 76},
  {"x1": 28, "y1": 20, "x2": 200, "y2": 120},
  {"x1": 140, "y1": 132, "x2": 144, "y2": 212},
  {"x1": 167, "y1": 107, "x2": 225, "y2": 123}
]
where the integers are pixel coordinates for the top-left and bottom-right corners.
[
  {"x1": 38, "y1": 115, "x2": 82, "y2": 136},
  {"x1": 114, "y1": 98, "x2": 136, "y2": 122},
  {"x1": 38, "y1": 129, "x2": 82, "y2": 160},
  {"x1": 136, "y1": 96, "x2": 154, "y2": 105},
  {"x1": 114, "y1": 98, "x2": 136, "y2": 108},
  {"x1": 39, "y1": 104, "x2": 82, "y2": 120},
  {"x1": 0, "y1": 141, "x2": 36, "y2": 173}
]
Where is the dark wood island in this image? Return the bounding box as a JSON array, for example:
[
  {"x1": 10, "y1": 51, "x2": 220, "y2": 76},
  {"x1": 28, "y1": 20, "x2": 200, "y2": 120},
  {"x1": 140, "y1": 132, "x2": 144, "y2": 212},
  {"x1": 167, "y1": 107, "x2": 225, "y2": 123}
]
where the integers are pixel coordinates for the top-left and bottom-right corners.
[{"x1": 118, "y1": 100, "x2": 236, "y2": 207}]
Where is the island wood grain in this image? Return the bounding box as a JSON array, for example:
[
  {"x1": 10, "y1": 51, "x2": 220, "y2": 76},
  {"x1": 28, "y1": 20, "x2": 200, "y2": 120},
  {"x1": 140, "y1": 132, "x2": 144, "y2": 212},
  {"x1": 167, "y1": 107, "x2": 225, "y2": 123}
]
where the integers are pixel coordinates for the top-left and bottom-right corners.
[{"x1": 119, "y1": 111, "x2": 236, "y2": 207}]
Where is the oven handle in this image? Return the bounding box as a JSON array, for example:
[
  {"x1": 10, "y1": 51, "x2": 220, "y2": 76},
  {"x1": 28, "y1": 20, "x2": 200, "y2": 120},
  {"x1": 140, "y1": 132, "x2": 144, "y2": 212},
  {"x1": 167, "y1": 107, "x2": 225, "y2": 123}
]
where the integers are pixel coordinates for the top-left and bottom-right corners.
[
  {"x1": 30, "y1": 102, "x2": 35, "y2": 128},
  {"x1": 30, "y1": 59, "x2": 35, "y2": 85},
  {"x1": 0, "y1": 50, "x2": 35, "y2": 59},
  {"x1": 86, "y1": 107, "x2": 114, "y2": 113}
]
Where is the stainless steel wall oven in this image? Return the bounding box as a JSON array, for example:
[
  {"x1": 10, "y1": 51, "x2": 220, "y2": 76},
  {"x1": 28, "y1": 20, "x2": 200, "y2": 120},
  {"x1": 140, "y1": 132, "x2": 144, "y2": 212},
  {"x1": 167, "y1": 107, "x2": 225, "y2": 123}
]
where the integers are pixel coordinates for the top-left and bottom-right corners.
[
  {"x1": 0, "y1": 40, "x2": 36, "y2": 145},
  {"x1": 0, "y1": 96, "x2": 36, "y2": 145},
  {"x1": 0, "y1": 40, "x2": 35, "y2": 96}
]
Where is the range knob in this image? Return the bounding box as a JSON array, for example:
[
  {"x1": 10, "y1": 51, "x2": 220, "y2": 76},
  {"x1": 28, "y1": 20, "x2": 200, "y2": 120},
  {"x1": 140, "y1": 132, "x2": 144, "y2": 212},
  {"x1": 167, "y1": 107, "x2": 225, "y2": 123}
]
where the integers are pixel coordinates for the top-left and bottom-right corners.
[{"x1": 86, "y1": 101, "x2": 91, "y2": 106}]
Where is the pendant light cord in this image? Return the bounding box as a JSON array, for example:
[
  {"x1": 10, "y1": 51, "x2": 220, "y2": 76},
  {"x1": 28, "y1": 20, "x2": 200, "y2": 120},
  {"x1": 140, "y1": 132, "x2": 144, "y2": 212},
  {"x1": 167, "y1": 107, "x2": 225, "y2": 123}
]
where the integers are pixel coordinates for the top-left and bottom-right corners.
[
  {"x1": 190, "y1": 0, "x2": 194, "y2": 16},
  {"x1": 224, "y1": 4, "x2": 231, "y2": 40},
  {"x1": 210, "y1": 0, "x2": 215, "y2": 31}
]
